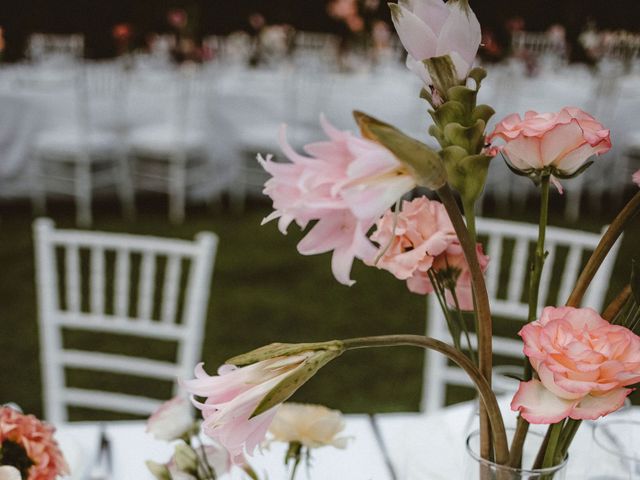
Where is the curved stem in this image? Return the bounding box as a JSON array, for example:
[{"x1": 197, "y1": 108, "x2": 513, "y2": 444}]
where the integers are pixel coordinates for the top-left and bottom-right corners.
[
  {"x1": 342, "y1": 334, "x2": 509, "y2": 465},
  {"x1": 437, "y1": 184, "x2": 493, "y2": 459},
  {"x1": 603, "y1": 284, "x2": 631, "y2": 323},
  {"x1": 567, "y1": 191, "x2": 640, "y2": 307}
]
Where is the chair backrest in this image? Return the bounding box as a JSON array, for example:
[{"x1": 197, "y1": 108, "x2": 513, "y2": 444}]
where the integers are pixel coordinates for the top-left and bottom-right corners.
[
  {"x1": 33, "y1": 218, "x2": 218, "y2": 422},
  {"x1": 421, "y1": 217, "x2": 622, "y2": 412}
]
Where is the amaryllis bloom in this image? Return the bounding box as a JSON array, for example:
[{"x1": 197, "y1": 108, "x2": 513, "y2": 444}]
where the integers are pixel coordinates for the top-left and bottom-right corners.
[
  {"x1": 512, "y1": 307, "x2": 640, "y2": 424},
  {"x1": 268, "y1": 403, "x2": 349, "y2": 449},
  {"x1": 389, "y1": 0, "x2": 481, "y2": 83},
  {"x1": 0, "y1": 407, "x2": 69, "y2": 480},
  {"x1": 633, "y1": 169, "x2": 640, "y2": 186},
  {"x1": 259, "y1": 116, "x2": 416, "y2": 286},
  {"x1": 183, "y1": 354, "x2": 317, "y2": 464},
  {"x1": 146, "y1": 396, "x2": 194, "y2": 441},
  {"x1": 488, "y1": 107, "x2": 611, "y2": 190},
  {"x1": 369, "y1": 197, "x2": 457, "y2": 279}
]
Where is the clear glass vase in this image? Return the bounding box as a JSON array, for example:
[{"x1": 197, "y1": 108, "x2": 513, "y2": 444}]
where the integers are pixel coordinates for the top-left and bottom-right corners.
[
  {"x1": 587, "y1": 419, "x2": 640, "y2": 479},
  {"x1": 464, "y1": 429, "x2": 569, "y2": 479}
]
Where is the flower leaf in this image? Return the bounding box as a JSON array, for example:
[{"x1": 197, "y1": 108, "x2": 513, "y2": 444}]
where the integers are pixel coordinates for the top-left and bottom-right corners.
[
  {"x1": 472, "y1": 104, "x2": 495, "y2": 125},
  {"x1": 552, "y1": 161, "x2": 594, "y2": 179},
  {"x1": 251, "y1": 349, "x2": 342, "y2": 418},
  {"x1": 227, "y1": 341, "x2": 344, "y2": 366},
  {"x1": 353, "y1": 111, "x2": 448, "y2": 190},
  {"x1": 424, "y1": 55, "x2": 460, "y2": 101},
  {"x1": 468, "y1": 67, "x2": 487, "y2": 90},
  {"x1": 430, "y1": 101, "x2": 467, "y2": 129},
  {"x1": 443, "y1": 119, "x2": 486, "y2": 153}
]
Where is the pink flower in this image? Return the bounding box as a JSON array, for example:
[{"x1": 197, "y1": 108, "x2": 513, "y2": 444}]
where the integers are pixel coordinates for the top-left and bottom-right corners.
[
  {"x1": 369, "y1": 197, "x2": 488, "y2": 310},
  {"x1": 259, "y1": 116, "x2": 415, "y2": 286},
  {"x1": 369, "y1": 197, "x2": 457, "y2": 279},
  {"x1": 183, "y1": 354, "x2": 316, "y2": 464},
  {"x1": 488, "y1": 107, "x2": 611, "y2": 188},
  {"x1": 389, "y1": 0, "x2": 481, "y2": 82},
  {"x1": 633, "y1": 169, "x2": 640, "y2": 186},
  {"x1": 407, "y1": 241, "x2": 489, "y2": 310},
  {"x1": 512, "y1": 307, "x2": 640, "y2": 424},
  {"x1": 167, "y1": 9, "x2": 188, "y2": 29},
  {"x1": 0, "y1": 407, "x2": 69, "y2": 480},
  {"x1": 146, "y1": 396, "x2": 194, "y2": 441}
]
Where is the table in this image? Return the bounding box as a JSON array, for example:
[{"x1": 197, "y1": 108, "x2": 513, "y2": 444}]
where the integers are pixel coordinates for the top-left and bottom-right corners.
[
  {"x1": 56, "y1": 414, "x2": 393, "y2": 480},
  {"x1": 374, "y1": 397, "x2": 640, "y2": 479}
]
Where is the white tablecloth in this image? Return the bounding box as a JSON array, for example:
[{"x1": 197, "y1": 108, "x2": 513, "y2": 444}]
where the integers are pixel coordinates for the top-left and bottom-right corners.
[
  {"x1": 56, "y1": 414, "x2": 392, "y2": 480},
  {"x1": 374, "y1": 397, "x2": 640, "y2": 479},
  {"x1": 1, "y1": 61, "x2": 639, "y2": 199}
]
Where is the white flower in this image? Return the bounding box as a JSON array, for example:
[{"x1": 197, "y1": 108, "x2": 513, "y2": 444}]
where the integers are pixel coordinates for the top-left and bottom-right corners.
[
  {"x1": 146, "y1": 396, "x2": 194, "y2": 441},
  {"x1": 0, "y1": 466, "x2": 21, "y2": 480},
  {"x1": 389, "y1": 0, "x2": 481, "y2": 83},
  {"x1": 268, "y1": 403, "x2": 349, "y2": 449}
]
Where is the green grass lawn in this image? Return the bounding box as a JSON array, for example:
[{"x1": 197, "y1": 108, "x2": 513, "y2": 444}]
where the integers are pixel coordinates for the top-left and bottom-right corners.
[{"x1": 0, "y1": 189, "x2": 638, "y2": 420}]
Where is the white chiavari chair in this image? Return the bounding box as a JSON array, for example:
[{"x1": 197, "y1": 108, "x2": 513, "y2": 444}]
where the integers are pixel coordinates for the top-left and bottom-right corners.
[
  {"x1": 31, "y1": 62, "x2": 135, "y2": 227},
  {"x1": 421, "y1": 218, "x2": 622, "y2": 412},
  {"x1": 34, "y1": 218, "x2": 218, "y2": 423}
]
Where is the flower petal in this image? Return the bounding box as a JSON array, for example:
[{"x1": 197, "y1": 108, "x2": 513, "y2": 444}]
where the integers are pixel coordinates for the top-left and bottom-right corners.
[
  {"x1": 570, "y1": 389, "x2": 632, "y2": 420},
  {"x1": 511, "y1": 380, "x2": 578, "y2": 424}
]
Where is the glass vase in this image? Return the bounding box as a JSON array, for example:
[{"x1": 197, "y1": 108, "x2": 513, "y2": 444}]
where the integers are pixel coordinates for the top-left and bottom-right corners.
[
  {"x1": 465, "y1": 429, "x2": 569, "y2": 479},
  {"x1": 587, "y1": 419, "x2": 640, "y2": 479}
]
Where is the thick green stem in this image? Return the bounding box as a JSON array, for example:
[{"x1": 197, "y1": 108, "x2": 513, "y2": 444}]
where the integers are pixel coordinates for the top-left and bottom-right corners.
[
  {"x1": 342, "y1": 335, "x2": 509, "y2": 465},
  {"x1": 528, "y1": 175, "x2": 550, "y2": 323},
  {"x1": 436, "y1": 184, "x2": 494, "y2": 460},
  {"x1": 541, "y1": 422, "x2": 563, "y2": 469},
  {"x1": 463, "y1": 198, "x2": 477, "y2": 242}
]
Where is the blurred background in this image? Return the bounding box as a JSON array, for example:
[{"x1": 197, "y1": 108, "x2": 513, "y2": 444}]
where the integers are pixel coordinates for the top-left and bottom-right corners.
[{"x1": 0, "y1": 0, "x2": 639, "y2": 420}]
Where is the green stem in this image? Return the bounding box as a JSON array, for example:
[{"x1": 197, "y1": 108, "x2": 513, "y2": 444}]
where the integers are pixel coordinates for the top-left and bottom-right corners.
[
  {"x1": 428, "y1": 270, "x2": 464, "y2": 353},
  {"x1": 555, "y1": 419, "x2": 581, "y2": 465},
  {"x1": 448, "y1": 284, "x2": 478, "y2": 365},
  {"x1": 342, "y1": 334, "x2": 509, "y2": 465},
  {"x1": 510, "y1": 176, "x2": 550, "y2": 466},
  {"x1": 541, "y1": 422, "x2": 563, "y2": 469},
  {"x1": 436, "y1": 184, "x2": 494, "y2": 460},
  {"x1": 528, "y1": 175, "x2": 550, "y2": 323},
  {"x1": 289, "y1": 456, "x2": 302, "y2": 480},
  {"x1": 463, "y1": 198, "x2": 477, "y2": 242}
]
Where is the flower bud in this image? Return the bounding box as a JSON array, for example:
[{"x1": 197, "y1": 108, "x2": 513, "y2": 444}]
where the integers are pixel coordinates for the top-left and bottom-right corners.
[
  {"x1": 145, "y1": 461, "x2": 171, "y2": 480},
  {"x1": 173, "y1": 443, "x2": 198, "y2": 474}
]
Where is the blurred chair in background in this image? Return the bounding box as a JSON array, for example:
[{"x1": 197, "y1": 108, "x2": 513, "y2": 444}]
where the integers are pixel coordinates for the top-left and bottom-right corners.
[
  {"x1": 127, "y1": 67, "x2": 231, "y2": 223},
  {"x1": 421, "y1": 217, "x2": 622, "y2": 412},
  {"x1": 30, "y1": 63, "x2": 135, "y2": 226},
  {"x1": 33, "y1": 218, "x2": 218, "y2": 422}
]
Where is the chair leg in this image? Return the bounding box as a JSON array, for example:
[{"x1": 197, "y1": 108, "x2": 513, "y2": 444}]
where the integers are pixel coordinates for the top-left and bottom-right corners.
[
  {"x1": 31, "y1": 157, "x2": 46, "y2": 216},
  {"x1": 168, "y1": 161, "x2": 186, "y2": 224},
  {"x1": 75, "y1": 160, "x2": 92, "y2": 227},
  {"x1": 116, "y1": 153, "x2": 136, "y2": 221}
]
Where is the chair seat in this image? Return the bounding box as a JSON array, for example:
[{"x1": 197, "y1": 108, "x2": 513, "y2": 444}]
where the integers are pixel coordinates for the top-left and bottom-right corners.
[
  {"x1": 35, "y1": 130, "x2": 120, "y2": 159},
  {"x1": 128, "y1": 126, "x2": 208, "y2": 157}
]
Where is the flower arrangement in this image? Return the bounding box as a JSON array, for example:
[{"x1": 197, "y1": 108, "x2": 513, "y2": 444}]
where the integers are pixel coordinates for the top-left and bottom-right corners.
[
  {"x1": 0, "y1": 406, "x2": 68, "y2": 480},
  {"x1": 180, "y1": 0, "x2": 640, "y2": 477},
  {"x1": 145, "y1": 396, "x2": 347, "y2": 480}
]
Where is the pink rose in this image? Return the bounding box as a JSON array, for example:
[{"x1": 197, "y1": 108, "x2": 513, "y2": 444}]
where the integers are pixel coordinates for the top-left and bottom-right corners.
[
  {"x1": 259, "y1": 116, "x2": 416, "y2": 286},
  {"x1": 407, "y1": 242, "x2": 489, "y2": 310},
  {"x1": 633, "y1": 169, "x2": 640, "y2": 187},
  {"x1": 389, "y1": 0, "x2": 481, "y2": 82},
  {"x1": 370, "y1": 197, "x2": 457, "y2": 279},
  {"x1": 369, "y1": 197, "x2": 488, "y2": 310},
  {"x1": 512, "y1": 307, "x2": 640, "y2": 424},
  {"x1": 488, "y1": 107, "x2": 611, "y2": 190},
  {"x1": 184, "y1": 354, "x2": 318, "y2": 463}
]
